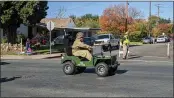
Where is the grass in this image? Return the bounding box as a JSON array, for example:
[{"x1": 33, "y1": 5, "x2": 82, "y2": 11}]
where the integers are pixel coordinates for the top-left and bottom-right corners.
[
  {"x1": 1, "y1": 44, "x2": 65, "y2": 55},
  {"x1": 129, "y1": 42, "x2": 143, "y2": 45},
  {"x1": 33, "y1": 44, "x2": 64, "y2": 54}
]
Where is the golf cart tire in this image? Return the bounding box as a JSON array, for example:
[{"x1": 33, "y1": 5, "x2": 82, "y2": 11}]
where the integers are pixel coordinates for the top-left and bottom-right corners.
[
  {"x1": 62, "y1": 61, "x2": 76, "y2": 75},
  {"x1": 95, "y1": 62, "x2": 109, "y2": 77},
  {"x1": 76, "y1": 67, "x2": 86, "y2": 73}
]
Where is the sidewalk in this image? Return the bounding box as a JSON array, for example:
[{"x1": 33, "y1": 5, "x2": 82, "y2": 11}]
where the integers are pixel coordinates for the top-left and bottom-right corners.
[{"x1": 1, "y1": 53, "x2": 63, "y2": 60}]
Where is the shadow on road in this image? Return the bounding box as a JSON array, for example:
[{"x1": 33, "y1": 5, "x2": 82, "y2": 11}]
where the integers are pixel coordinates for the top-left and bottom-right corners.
[
  {"x1": 0, "y1": 76, "x2": 21, "y2": 83},
  {"x1": 128, "y1": 54, "x2": 142, "y2": 59},
  {"x1": 84, "y1": 68, "x2": 95, "y2": 74},
  {"x1": 115, "y1": 70, "x2": 128, "y2": 74},
  {"x1": 43, "y1": 56, "x2": 61, "y2": 59},
  {"x1": 83, "y1": 68, "x2": 128, "y2": 76},
  {"x1": 129, "y1": 45, "x2": 142, "y2": 47},
  {"x1": 0, "y1": 62, "x2": 10, "y2": 65}
]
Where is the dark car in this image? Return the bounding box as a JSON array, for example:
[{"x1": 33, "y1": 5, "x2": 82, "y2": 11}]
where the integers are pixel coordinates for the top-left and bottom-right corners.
[
  {"x1": 142, "y1": 37, "x2": 153, "y2": 44},
  {"x1": 84, "y1": 37, "x2": 96, "y2": 46}
]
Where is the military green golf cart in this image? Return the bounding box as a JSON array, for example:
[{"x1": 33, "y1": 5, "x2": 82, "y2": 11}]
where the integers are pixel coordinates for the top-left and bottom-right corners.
[{"x1": 60, "y1": 34, "x2": 120, "y2": 77}]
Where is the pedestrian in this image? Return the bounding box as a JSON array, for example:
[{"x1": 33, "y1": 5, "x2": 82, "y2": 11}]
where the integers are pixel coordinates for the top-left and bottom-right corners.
[
  {"x1": 120, "y1": 31, "x2": 130, "y2": 59},
  {"x1": 26, "y1": 38, "x2": 31, "y2": 53}
]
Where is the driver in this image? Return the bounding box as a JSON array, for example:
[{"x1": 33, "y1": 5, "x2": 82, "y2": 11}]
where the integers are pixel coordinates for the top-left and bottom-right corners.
[{"x1": 72, "y1": 32, "x2": 92, "y2": 61}]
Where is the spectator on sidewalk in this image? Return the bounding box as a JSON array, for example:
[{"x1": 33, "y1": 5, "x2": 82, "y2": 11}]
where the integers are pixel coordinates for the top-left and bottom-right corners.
[
  {"x1": 120, "y1": 31, "x2": 130, "y2": 59},
  {"x1": 26, "y1": 38, "x2": 32, "y2": 53}
]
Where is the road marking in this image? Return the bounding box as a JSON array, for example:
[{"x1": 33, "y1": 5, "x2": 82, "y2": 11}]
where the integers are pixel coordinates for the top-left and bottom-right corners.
[
  {"x1": 119, "y1": 60, "x2": 173, "y2": 63},
  {"x1": 96, "y1": 77, "x2": 105, "y2": 80},
  {"x1": 143, "y1": 56, "x2": 171, "y2": 58}
]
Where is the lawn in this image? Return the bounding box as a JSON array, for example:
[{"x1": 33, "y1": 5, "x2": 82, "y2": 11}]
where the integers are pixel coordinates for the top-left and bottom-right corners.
[
  {"x1": 129, "y1": 42, "x2": 143, "y2": 45},
  {"x1": 33, "y1": 44, "x2": 64, "y2": 54}
]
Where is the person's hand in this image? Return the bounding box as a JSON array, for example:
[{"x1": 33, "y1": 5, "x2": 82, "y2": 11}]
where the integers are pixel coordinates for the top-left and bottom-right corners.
[{"x1": 88, "y1": 46, "x2": 92, "y2": 50}]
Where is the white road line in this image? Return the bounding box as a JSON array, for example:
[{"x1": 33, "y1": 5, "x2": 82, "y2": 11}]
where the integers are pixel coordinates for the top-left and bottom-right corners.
[{"x1": 119, "y1": 60, "x2": 173, "y2": 63}]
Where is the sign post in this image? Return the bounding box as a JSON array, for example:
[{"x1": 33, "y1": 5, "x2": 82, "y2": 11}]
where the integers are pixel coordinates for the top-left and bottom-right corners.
[{"x1": 46, "y1": 21, "x2": 55, "y2": 54}]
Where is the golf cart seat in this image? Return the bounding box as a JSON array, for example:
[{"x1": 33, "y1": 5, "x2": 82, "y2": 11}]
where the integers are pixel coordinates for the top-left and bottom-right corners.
[
  {"x1": 77, "y1": 56, "x2": 89, "y2": 61},
  {"x1": 64, "y1": 47, "x2": 73, "y2": 56}
]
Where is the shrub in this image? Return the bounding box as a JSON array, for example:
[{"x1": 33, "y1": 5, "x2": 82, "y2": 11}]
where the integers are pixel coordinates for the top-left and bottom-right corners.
[
  {"x1": 1, "y1": 37, "x2": 7, "y2": 43},
  {"x1": 17, "y1": 34, "x2": 25, "y2": 44},
  {"x1": 129, "y1": 31, "x2": 142, "y2": 42}
]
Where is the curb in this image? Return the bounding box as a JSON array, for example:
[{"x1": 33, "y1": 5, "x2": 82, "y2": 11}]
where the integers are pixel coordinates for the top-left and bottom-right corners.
[{"x1": 1, "y1": 53, "x2": 63, "y2": 60}]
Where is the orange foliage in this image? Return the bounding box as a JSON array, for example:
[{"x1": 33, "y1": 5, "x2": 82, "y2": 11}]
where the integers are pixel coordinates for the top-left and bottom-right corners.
[{"x1": 99, "y1": 4, "x2": 137, "y2": 35}]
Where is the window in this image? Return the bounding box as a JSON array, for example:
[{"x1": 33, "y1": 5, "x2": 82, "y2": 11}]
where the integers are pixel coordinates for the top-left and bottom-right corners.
[
  {"x1": 97, "y1": 35, "x2": 109, "y2": 39},
  {"x1": 110, "y1": 35, "x2": 115, "y2": 39}
]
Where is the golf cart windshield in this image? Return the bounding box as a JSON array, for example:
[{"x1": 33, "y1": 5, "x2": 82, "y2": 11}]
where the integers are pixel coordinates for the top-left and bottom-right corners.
[{"x1": 98, "y1": 35, "x2": 109, "y2": 39}]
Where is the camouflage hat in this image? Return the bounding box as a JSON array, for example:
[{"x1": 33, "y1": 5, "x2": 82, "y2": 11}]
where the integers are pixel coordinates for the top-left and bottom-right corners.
[{"x1": 76, "y1": 32, "x2": 84, "y2": 39}]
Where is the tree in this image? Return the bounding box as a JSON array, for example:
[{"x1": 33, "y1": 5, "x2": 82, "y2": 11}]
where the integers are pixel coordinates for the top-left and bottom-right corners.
[
  {"x1": 148, "y1": 15, "x2": 159, "y2": 28},
  {"x1": 71, "y1": 14, "x2": 100, "y2": 28},
  {"x1": 69, "y1": 15, "x2": 76, "y2": 21},
  {"x1": 152, "y1": 23, "x2": 172, "y2": 37},
  {"x1": 0, "y1": 1, "x2": 48, "y2": 44},
  {"x1": 99, "y1": 4, "x2": 143, "y2": 35},
  {"x1": 159, "y1": 18, "x2": 171, "y2": 24},
  {"x1": 157, "y1": 23, "x2": 172, "y2": 35},
  {"x1": 56, "y1": 6, "x2": 66, "y2": 18}
]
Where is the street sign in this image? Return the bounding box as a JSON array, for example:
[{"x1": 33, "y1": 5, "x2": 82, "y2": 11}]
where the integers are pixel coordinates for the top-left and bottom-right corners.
[
  {"x1": 46, "y1": 21, "x2": 55, "y2": 54},
  {"x1": 47, "y1": 21, "x2": 55, "y2": 31}
]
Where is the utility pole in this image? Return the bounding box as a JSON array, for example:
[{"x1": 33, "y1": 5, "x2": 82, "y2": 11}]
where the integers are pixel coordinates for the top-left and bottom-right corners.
[
  {"x1": 125, "y1": 1, "x2": 128, "y2": 32},
  {"x1": 155, "y1": 4, "x2": 163, "y2": 24},
  {"x1": 149, "y1": 1, "x2": 151, "y2": 37}
]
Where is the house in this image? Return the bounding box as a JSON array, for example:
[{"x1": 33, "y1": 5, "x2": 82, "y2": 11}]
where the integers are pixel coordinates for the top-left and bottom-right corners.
[
  {"x1": 39, "y1": 18, "x2": 100, "y2": 39},
  {"x1": 0, "y1": 18, "x2": 100, "y2": 41},
  {"x1": 39, "y1": 18, "x2": 76, "y2": 39}
]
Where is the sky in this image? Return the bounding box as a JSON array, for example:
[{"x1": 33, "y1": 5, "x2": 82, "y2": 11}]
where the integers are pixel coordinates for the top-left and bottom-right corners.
[{"x1": 46, "y1": 1, "x2": 173, "y2": 20}]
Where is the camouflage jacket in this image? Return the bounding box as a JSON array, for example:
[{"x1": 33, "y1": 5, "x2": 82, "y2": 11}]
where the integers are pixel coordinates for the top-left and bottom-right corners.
[{"x1": 72, "y1": 39, "x2": 92, "y2": 53}]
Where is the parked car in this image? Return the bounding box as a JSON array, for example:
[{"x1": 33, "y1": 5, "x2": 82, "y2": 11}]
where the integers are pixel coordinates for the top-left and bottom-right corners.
[
  {"x1": 156, "y1": 35, "x2": 170, "y2": 43},
  {"x1": 83, "y1": 37, "x2": 96, "y2": 46},
  {"x1": 52, "y1": 35, "x2": 64, "y2": 45},
  {"x1": 142, "y1": 37, "x2": 153, "y2": 44},
  {"x1": 94, "y1": 34, "x2": 120, "y2": 51}
]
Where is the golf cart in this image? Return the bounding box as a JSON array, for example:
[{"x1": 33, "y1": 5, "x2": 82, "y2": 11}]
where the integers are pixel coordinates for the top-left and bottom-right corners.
[{"x1": 61, "y1": 32, "x2": 120, "y2": 77}]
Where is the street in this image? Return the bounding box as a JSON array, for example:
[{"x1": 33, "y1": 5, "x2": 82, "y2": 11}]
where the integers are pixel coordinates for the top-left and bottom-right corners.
[
  {"x1": 1, "y1": 1, "x2": 173, "y2": 97},
  {"x1": 1, "y1": 58, "x2": 173, "y2": 97}
]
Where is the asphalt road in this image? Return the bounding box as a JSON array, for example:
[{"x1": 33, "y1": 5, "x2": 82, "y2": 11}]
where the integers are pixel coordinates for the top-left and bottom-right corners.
[{"x1": 1, "y1": 59, "x2": 173, "y2": 97}]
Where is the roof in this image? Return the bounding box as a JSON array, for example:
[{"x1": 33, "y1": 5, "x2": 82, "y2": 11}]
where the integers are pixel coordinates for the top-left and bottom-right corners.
[
  {"x1": 62, "y1": 27, "x2": 101, "y2": 30},
  {"x1": 40, "y1": 18, "x2": 75, "y2": 28}
]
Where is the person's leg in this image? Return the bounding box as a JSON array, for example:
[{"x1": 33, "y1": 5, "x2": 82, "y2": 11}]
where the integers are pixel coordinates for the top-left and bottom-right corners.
[
  {"x1": 122, "y1": 44, "x2": 128, "y2": 59},
  {"x1": 125, "y1": 45, "x2": 129, "y2": 59},
  {"x1": 73, "y1": 50, "x2": 92, "y2": 61}
]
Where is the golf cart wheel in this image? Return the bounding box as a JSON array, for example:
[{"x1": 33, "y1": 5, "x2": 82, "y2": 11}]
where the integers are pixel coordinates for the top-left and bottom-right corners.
[
  {"x1": 95, "y1": 62, "x2": 109, "y2": 77},
  {"x1": 76, "y1": 67, "x2": 86, "y2": 73},
  {"x1": 62, "y1": 61, "x2": 75, "y2": 75}
]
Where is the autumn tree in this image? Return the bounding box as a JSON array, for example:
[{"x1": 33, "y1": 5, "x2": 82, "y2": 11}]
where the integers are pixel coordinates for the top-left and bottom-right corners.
[
  {"x1": 152, "y1": 23, "x2": 172, "y2": 37},
  {"x1": 99, "y1": 3, "x2": 143, "y2": 35}
]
